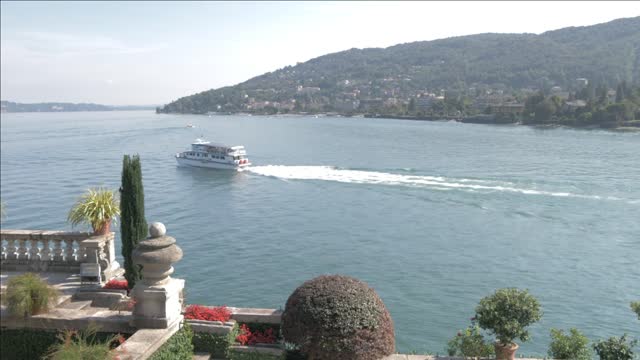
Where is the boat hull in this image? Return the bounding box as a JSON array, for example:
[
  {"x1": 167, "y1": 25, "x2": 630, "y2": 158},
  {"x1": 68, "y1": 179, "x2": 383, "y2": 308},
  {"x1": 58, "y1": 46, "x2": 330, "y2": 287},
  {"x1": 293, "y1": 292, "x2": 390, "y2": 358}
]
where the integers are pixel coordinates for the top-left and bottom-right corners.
[{"x1": 175, "y1": 156, "x2": 250, "y2": 171}]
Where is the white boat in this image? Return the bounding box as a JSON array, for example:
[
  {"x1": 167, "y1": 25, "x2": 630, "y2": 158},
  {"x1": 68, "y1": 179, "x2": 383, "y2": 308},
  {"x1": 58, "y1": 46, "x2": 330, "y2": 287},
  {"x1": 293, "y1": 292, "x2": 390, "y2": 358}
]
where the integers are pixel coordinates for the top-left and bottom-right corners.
[
  {"x1": 175, "y1": 139, "x2": 251, "y2": 170},
  {"x1": 186, "y1": 123, "x2": 195, "y2": 128}
]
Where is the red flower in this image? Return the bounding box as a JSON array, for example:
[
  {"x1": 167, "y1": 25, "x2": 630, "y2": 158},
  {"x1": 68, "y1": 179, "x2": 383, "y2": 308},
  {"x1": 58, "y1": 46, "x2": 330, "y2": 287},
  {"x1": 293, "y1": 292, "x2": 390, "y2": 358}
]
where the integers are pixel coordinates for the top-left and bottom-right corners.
[
  {"x1": 184, "y1": 305, "x2": 231, "y2": 322},
  {"x1": 104, "y1": 279, "x2": 129, "y2": 290},
  {"x1": 235, "y1": 324, "x2": 277, "y2": 345}
]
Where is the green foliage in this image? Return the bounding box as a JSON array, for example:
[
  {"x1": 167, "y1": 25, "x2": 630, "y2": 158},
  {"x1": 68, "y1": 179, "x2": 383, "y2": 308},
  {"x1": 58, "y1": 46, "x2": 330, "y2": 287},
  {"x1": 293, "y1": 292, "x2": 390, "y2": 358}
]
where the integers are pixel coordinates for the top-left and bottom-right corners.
[
  {"x1": 0, "y1": 329, "x2": 59, "y2": 360},
  {"x1": 158, "y1": 17, "x2": 639, "y2": 116},
  {"x1": 281, "y1": 274, "x2": 395, "y2": 360},
  {"x1": 631, "y1": 301, "x2": 640, "y2": 320},
  {"x1": 548, "y1": 328, "x2": 591, "y2": 360},
  {"x1": 150, "y1": 322, "x2": 194, "y2": 360},
  {"x1": 446, "y1": 325, "x2": 494, "y2": 358},
  {"x1": 0, "y1": 200, "x2": 6, "y2": 220},
  {"x1": 593, "y1": 334, "x2": 637, "y2": 360},
  {"x1": 120, "y1": 154, "x2": 147, "y2": 289},
  {"x1": 3, "y1": 272, "x2": 59, "y2": 317},
  {"x1": 474, "y1": 288, "x2": 542, "y2": 346},
  {"x1": 67, "y1": 188, "x2": 120, "y2": 233},
  {"x1": 45, "y1": 325, "x2": 119, "y2": 360},
  {"x1": 192, "y1": 323, "x2": 238, "y2": 358},
  {"x1": 0, "y1": 328, "x2": 125, "y2": 360},
  {"x1": 228, "y1": 347, "x2": 286, "y2": 360}
]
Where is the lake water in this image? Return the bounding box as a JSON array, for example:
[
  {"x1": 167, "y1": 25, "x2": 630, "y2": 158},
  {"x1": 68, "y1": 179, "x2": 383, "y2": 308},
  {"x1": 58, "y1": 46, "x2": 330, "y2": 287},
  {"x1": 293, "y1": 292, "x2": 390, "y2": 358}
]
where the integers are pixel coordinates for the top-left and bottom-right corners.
[{"x1": 1, "y1": 111, "x2": 638, "y2": 355}]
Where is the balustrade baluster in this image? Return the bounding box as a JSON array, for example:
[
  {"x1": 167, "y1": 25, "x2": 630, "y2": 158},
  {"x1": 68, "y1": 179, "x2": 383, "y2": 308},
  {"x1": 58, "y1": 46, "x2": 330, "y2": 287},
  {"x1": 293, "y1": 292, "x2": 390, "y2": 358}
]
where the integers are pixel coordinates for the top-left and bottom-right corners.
[
  {"x1": 1, "y1": 240, "x2": 5, "y2": 260},
  {"x1": 29, "y1": 239, "x2": 40, "y2": 260},
  {"x1": 53, "y1": 239, "x2": 64, "y2": 261},
  {"x1": 17, "y1": 239, "x2": 29, "y2": 260},
  {"x1": 64, "y1": 239, "x2": 76, "y2": 262},
  {"x1": 41, "y1": 239, "x2": 51, "y2": 261},
  {"x1": 6, "y1": 239, "x2": 17, "y2": 260}
]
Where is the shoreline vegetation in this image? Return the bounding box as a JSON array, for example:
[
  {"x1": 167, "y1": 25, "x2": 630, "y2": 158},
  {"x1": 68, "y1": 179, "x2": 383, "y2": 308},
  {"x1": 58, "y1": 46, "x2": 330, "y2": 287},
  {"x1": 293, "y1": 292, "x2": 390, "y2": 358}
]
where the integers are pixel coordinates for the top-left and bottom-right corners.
[{"x1": 159, "y1": 79, "x2": 640, "y2": 132}]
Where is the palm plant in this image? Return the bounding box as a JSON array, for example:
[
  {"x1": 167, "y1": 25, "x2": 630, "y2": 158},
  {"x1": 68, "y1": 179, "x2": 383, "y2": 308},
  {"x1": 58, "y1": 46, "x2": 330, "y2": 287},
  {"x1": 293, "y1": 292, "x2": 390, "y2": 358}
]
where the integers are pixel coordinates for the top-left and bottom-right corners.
[{"x1": 68, "y1": 188, "x2": 120, "y2": 235}]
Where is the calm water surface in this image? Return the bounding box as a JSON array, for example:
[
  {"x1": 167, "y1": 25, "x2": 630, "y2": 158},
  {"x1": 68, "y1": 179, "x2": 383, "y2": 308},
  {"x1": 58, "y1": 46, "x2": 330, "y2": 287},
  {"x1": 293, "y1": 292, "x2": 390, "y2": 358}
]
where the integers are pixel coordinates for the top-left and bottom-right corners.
[{"x1": 1, "y1": 111, "x2": 639, "y2": 355}]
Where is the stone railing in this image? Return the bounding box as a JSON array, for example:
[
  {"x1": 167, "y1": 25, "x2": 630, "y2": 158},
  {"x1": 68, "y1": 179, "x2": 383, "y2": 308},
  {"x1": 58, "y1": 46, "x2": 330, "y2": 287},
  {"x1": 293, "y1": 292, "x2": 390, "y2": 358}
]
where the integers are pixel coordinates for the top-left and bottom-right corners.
[{"x1": 0, "y1": 229, "x2": 121, "y2": 280}]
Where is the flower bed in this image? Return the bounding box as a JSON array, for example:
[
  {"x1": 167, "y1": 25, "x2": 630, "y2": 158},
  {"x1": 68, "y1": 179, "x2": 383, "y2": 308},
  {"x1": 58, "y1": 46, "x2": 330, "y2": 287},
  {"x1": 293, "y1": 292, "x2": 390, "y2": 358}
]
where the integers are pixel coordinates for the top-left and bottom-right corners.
[
  {"x1": 185, "y1": 304, "x2": 232, "y2": 322},
  {"x1": 236, "y1": 324, "x2": 277, "y2": 346},
  {"x1": 184, "y1": 305, "x2": 283, "y2": 358},
  {"x1": 103, "y1": 279, "x2": 129, "y2": 291}
]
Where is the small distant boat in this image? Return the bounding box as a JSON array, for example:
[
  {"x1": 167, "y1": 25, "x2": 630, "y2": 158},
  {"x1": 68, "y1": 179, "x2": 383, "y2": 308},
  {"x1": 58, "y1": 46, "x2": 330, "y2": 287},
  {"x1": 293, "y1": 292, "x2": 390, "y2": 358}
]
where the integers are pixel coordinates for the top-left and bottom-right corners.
[
  {"x1": 175, "y1": 138, "x2": 251, "y2": 170},
  {"x1": 186, "y1": 123, "x2": 195, "y2": 128}
]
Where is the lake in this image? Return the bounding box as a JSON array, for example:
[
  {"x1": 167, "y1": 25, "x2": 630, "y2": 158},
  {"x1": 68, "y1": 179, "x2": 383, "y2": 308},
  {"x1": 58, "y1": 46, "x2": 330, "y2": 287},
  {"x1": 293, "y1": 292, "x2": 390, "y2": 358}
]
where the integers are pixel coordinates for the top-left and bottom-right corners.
[{"x1": 1, "y1": 111, "x2": 638, "y2": 355}]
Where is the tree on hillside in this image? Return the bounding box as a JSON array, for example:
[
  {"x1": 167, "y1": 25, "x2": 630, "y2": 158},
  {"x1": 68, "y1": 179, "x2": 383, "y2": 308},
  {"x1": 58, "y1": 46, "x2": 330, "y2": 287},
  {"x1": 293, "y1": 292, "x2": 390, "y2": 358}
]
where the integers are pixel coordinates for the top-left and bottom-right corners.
[{"x1": 120, "y1": 155, "x2": 147, "y2": 289}]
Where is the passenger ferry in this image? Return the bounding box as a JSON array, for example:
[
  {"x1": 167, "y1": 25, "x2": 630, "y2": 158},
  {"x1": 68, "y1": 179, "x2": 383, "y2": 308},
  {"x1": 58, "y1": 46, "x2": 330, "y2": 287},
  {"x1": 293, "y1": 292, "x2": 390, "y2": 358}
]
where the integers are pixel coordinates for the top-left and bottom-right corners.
[{"x1": 175, "y1": 139, "x2": 251, "y2": 170}]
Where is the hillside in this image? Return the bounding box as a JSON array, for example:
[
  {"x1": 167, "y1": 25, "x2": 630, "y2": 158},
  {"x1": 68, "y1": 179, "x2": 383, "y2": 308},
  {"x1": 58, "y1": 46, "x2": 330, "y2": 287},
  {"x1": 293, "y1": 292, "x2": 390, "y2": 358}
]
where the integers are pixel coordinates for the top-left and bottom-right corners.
[{"x1": 158, "y1": 17, "x2": 640, "y2": 114}]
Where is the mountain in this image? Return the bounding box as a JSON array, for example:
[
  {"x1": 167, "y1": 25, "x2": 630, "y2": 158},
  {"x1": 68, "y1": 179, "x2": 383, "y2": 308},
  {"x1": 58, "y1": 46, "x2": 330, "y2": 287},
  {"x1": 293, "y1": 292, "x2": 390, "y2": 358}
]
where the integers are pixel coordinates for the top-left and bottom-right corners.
[
  {"x1": 0, "y1": 101, "x2": 157, "y2": 113},
  {"x1": 158, "y1": 17, "x2": 640, "y2": 114}
]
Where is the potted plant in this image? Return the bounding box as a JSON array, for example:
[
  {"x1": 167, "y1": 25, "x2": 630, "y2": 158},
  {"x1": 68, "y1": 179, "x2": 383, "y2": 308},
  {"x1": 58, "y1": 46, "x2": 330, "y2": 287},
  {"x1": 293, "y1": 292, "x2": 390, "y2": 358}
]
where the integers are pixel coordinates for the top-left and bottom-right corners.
[
  {"x1": 68, "y1": 187, "x2": 120, "y2": 235},
  {"x1": 474, "y1": 288, "x2": 542, "y2": 360}
]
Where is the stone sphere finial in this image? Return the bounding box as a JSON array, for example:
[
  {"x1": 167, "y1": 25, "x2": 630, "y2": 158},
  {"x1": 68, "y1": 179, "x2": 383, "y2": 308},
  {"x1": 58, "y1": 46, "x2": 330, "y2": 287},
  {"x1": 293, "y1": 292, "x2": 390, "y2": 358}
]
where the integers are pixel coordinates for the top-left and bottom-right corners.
[{"x1": 149, "y1": 222, "x2": 166, "y2": 237}]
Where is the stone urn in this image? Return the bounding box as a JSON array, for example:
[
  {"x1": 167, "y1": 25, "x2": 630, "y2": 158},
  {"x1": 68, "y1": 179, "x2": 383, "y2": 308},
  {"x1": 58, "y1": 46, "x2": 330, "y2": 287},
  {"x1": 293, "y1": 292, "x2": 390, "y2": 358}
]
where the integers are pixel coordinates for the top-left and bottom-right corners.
[
  {"x1": 495, "y1": 342, "x2": 519, "y2": 360},
  {"x1": 132, "y1": 222, "x2": 183, "y2": 286},
  {"x1": 131, "y1": 222, "x2": 185, "y2": 329}
]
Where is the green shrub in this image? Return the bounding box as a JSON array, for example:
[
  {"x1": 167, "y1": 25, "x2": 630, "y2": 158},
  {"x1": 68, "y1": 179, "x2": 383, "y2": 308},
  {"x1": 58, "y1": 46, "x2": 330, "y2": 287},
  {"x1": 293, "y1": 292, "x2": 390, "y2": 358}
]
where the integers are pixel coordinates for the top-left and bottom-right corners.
[
  {"x1": 150, "y1": 322, "x2": 194, "y2": 360},
  {"x1": 593, "y1": 334, "x2": 637, "y2": 360},
  {"x1": 192, "y1": 323, "x2": 238, "y2": 358},
  {"x1": 548, "y1": 328, "x2": 591, "y2": 360},
  {"x1": 447, "y1": 325, "x2": 494, "y2": 357},
  {"x1": 228, "y1": 347, "x2": 286, "y2": 360},
  {"x1": 0, "y1": 329, "x2": 59, "y2": 360},
  {"x1": 631, "y1": 301, "x2": 640, "y2": 320},
  {"x1": 474, "y1": 288, "x2": 542, "y2": 346},
  {"x1": 3, "y1": 272, "x2": 59, "y2": 317},
  {"x1": 281, "y1": 274, "x2": 395, "y2": 360},
  {"x1": 45, "y1": 325, "x2": 120, "y2": 360}
]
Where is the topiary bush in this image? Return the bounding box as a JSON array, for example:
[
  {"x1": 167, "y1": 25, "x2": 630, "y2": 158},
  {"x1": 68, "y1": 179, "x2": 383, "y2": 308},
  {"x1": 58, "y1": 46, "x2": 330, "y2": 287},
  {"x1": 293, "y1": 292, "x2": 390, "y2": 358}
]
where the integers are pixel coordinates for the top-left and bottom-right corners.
[
  {"x1": 593, "y1": 334, "x2": 637, "y2": 360},
  {"x1": 474, "y1": 288, "x2": 542, "y2": 346},
  {"x1": 631, "y1": 301, "x2": 640, "y2": 320},
  {"x1": 548, "y1": 328, "x2": 591, "y2": 360},
  {"x1": 3, "y1": 272, "x2": 59, "y2": 317},
  {"x1": 447, "y1": 325, "x2": 494, "y2": 358},
  {"x1": 281, "y1": 274, "x2": 394, "y2": 360}
]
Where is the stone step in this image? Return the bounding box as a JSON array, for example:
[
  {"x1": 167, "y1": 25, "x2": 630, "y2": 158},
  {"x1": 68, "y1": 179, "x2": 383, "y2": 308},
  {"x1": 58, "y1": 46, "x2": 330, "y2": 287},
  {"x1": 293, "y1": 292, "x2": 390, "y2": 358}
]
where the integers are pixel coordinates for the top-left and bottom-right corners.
[{"x1": 57, "y1": 300, "x2": 93, "y2": 310}]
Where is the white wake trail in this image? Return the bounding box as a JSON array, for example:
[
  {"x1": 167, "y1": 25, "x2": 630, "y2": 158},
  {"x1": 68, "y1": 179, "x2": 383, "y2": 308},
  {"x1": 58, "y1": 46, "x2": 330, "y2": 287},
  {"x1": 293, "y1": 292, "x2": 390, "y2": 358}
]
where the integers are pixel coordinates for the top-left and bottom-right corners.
[{"x1": 248, "y1": 165, "x2": 630, "y2": 202}]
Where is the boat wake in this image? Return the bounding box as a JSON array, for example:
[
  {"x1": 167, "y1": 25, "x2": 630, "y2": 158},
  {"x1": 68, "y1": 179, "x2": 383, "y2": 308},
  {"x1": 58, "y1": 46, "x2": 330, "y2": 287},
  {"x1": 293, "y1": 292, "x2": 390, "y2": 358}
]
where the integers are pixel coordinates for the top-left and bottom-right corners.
[{"x1": 247, "y1": 165, "x2": 632, "y2": 202}]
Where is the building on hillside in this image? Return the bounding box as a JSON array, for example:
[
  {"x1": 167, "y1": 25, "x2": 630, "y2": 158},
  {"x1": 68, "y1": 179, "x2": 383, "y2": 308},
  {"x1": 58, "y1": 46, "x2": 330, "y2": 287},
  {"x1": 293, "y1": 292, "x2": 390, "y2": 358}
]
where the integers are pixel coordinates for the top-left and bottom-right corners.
[
  {"x1": 415, "y1": 94, "x2": 437, "y2": 111},
  {"x1": 563, "y1": 100, "x2": 587, "y2": 112},
  {"x1": 359, "y1": 98, "x2": 384, "y2": 111},
  {"x1": 490, "y1": 103, "x2": 525, "y2": 115},
  {"x1": 576, "y1": 78, "x2": 589, "y2": 88}
]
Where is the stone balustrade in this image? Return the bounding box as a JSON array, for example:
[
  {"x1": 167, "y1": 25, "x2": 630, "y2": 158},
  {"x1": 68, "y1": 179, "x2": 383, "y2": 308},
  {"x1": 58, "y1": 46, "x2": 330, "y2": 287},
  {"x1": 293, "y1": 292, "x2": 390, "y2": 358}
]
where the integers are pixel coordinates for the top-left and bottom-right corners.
[{"x1": 0, "y1": 229, "x2": 121, "y2": 281}]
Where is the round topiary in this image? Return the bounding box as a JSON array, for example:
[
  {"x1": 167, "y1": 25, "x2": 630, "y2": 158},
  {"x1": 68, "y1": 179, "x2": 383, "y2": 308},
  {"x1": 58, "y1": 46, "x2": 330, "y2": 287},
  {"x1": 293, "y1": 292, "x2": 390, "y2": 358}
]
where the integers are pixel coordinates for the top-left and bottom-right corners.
[{"x1": 281, "y1": 274, "x2": 395, "y2": 360}]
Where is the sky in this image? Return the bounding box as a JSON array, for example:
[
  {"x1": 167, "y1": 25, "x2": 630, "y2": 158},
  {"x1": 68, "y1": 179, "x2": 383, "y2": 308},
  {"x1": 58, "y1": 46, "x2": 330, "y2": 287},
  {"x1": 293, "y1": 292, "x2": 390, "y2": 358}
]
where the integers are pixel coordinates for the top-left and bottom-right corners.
[{"x1": 1, "y1": 1, "x2": 638, "y2": 105}]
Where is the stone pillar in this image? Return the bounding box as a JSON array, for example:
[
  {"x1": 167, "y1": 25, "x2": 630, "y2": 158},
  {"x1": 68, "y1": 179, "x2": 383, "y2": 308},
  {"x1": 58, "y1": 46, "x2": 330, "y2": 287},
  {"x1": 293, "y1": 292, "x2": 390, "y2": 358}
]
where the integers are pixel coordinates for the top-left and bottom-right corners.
[
  {"x1": 131, "y1": 222, "x2": 185, "y2": 329},
  {"x1": 80, "y1": 233, "x2": 120, "y2": 282}
]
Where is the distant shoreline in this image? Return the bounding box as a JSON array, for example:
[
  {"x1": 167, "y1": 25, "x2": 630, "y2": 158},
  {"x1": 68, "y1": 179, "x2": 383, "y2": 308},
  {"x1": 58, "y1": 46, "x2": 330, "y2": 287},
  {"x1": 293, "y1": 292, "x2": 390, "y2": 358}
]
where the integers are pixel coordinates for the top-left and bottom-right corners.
[{"x1": 158, "y1": 111, "x2": 640, "y2": 132}]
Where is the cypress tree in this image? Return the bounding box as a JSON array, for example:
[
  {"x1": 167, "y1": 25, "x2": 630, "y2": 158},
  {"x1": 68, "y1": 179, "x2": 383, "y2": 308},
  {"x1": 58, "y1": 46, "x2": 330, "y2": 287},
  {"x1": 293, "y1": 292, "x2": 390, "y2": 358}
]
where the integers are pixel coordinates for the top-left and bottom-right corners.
[{"x1": 120, "y1": 154, "x2": 147, "y2": 289}]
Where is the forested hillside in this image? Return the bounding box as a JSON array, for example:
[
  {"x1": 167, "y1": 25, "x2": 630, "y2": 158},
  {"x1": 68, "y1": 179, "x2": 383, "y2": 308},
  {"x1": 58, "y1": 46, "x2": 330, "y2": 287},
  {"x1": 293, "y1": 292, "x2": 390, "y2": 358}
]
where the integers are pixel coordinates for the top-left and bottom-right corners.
[{"x1": 158, "y1": 17, "x2": 640, "y2": 114}]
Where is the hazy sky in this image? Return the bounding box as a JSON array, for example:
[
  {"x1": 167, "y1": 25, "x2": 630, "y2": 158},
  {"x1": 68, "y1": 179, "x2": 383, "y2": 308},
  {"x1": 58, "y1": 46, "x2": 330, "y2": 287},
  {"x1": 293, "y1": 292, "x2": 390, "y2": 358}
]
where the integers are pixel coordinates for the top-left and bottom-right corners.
[{"x1": 1, "y1": 1, "x2": 638, "y2": 105}]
